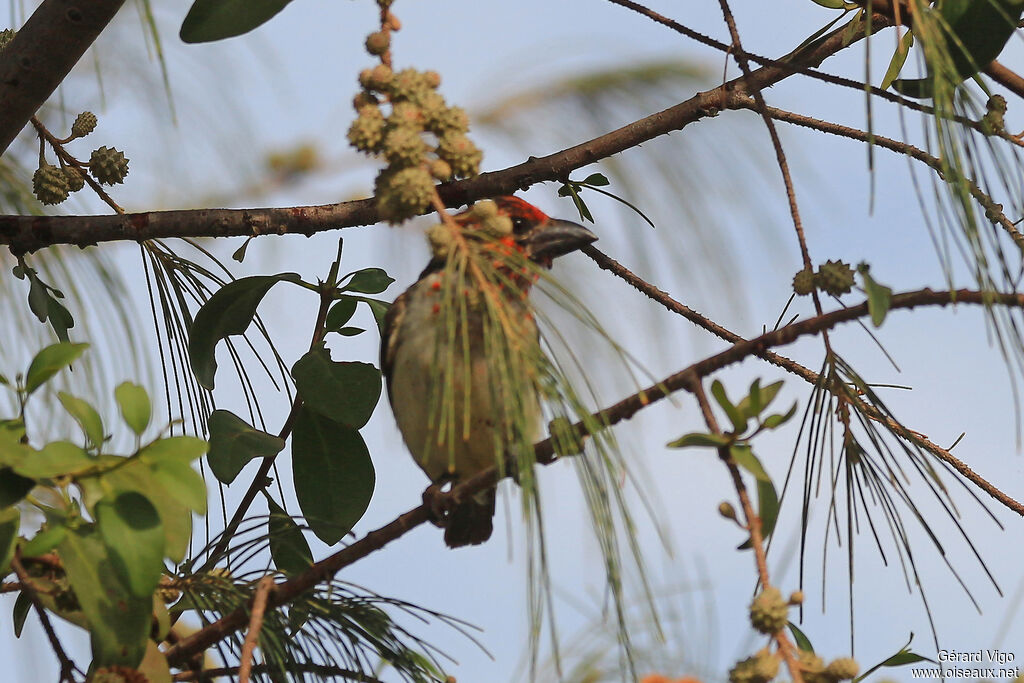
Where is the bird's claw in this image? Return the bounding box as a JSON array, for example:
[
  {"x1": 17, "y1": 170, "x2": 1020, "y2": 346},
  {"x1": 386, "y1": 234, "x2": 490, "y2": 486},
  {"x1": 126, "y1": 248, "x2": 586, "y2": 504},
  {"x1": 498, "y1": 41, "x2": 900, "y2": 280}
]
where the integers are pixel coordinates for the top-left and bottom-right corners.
[{"x1": 423, "y1": 482, "x2": 459, "y2": 527}]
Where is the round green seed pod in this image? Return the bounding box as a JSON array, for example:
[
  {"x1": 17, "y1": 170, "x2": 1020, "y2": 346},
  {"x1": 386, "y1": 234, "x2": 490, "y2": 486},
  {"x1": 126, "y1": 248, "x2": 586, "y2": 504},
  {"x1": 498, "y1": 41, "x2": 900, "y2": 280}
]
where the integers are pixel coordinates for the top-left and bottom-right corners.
[
  {"x1": 480, "y1": 214, "x2": 513, "y2": 237},
  {"x1": 365, "y1": 30, "x2": 390, "y2": 56},
  {"x1": 63, "y1": 166, "x2": 86, "y2": 192},
  {"x1": 718, "y1": 501, "x2": 737, "y2": 521},
  {"x1": 89, "y1": 146, "x2": 129, "y2": 185},
  {"x1": 749, "y1": 586, "x2": 789, "y2": 634},
  {"x1": 789, "y1": 590, "x2": 804, "y2": 605},
  {"x1": 71, "y1": 111, "x2": 97, "y2": 138},
  {"x1": 815, "y1": 259, "x2": 855, "y2": 296},
  {"x1": 32, "y1": 163, "x2": 70, "y2": 204},
  {"x1": 436, "y1": 132, "x2": 481, "y2": 177},
  {"x1": 359, "y1": 64, "x2": 393, "y2": 91},
  {"x1": 792, "y1": 268, "x2": 815, "y2": 295},
  {"x1": 469, "y1": 200, "x2": 498, "y2": 219}
]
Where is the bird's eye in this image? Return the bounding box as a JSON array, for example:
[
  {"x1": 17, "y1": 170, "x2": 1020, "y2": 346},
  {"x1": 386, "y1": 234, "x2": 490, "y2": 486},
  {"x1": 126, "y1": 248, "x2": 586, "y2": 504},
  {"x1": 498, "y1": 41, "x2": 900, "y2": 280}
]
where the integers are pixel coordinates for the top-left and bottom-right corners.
[{"x1": 511, "y1": 216, "x2": 529, "y2": 234}]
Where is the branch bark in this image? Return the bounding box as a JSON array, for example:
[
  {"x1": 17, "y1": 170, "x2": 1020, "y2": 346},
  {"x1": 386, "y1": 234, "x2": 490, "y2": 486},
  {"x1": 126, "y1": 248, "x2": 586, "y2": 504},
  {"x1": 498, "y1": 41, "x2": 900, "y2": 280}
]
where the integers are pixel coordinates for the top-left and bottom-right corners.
[
  {"x1": 164, "y1": 285, "x2": 1024, "y2": 668},
  {"x1": 0, "y1": 0, "x2": 128, "y2": 155},
  {"x1": 0, "y1": 15, "x2": 889, "y2": 255}
]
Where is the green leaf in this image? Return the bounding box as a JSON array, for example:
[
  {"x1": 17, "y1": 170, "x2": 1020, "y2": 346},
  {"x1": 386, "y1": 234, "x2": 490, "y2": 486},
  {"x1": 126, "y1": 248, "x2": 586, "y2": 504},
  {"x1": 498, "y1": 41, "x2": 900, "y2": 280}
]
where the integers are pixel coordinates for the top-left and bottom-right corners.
[
  {"x1": 12, "y1": 591, "x2": 31, "y2": 637},
  {"x1": 666, "y1": 432, "x2": 730, "y2": 448},
  {"x1": 97, "y1": 491, "x2": 165, "y2": 597},
  {"x1": 267, "y1": 497, "x2": 313, "y2": 574},
  {"x1": 711, "y1": 380, "x2": 747, "y2": 433},
  {"x1": 356, "y1": 297, "x2": 390, "y2": 334},
  {"x1": 763, "y1": 402, "x2": 798, "y2": 429},
  {"x1": 0, "y1": 507, "x2": 19, "y2": 574},
  {"x1": 25, "y1": 342, "x2": 89, "y2": 395},
  {"x1": 58, "y1": 392, "x2": 105, "y2": 451},
  {"x1": 336, "y1": 326, "x2": 364, "y2": 337},
  {"x1": 21, "y1": 523, "x2": 67, "y2": 558},
  {"x1": 880, "y1": 651, "x2": 933, "y2": 667},
  {"x1": 860, "y1": 267, "x2": 893, "y2": 327},
  {"x1": 756, "y1": 477, "x2": 779, "y2": 539},
  {"x1": 325, "y1": 297, "x2": 358, "y2": 331},
  {"x1": 788, "y1": 621, "x2": 814, "y2": 652},
  {"x1": 810, "y1": 0, "x2": 846, "y2": 7},
  {"x1": 341, "y1": 268, "x2": 395, "y2": 295},
  {"x1": 60, "y1": 527, "x2": 150, "y2": 666},
  {"x1": 0, "y1": 468, "x2": 35, "y2": 507},
  {"x1": 207, "y1": 409, "x2": 285, "y2": 484},
  {"x1": 880, "y1": 30, "x2": 914, "y2": 90},
  {"x1": 231, "y1": 237, "x2": 253, "y2": 263},
  {"x1": 292, "y1": 347, "x2": 382, "y2": 429},
  {"x1": 14, "y1": 441, "x2": 93, "y2": 479},
  {"x1": 97, "y1": 462, "x2": 192, "y2": 564},
  {"x1": 180, "y1": 0, "x2": 294, "y2": 43},
  {"x1": 582, "y1": 172, "x2": 610, "y2": 187},
  {"x1": 187, "y1": 273, "x2": 300, "y2": 389},
  {"x1": 114, "y1": 382, "x2": 151, "y2": 436},
  {"x1": 292, "y1": 407, "x2": 375, "y2": 545},
  {"x1": 729, "y1": 444, "x2": 771, "y2": 482},
  {"x1": 138, "y1": 436, "x2": 209, "y2": 465},
  {"x1": 151, "y1": 460, "x2": 207, "y2": 516}
]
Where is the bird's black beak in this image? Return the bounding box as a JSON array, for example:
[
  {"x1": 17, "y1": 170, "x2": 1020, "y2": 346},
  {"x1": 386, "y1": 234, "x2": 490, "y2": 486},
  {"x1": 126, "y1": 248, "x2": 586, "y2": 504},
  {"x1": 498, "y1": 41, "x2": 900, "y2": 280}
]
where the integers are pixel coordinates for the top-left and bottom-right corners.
[{"x1": 524, "y1": 219, "x2": 597, "y2": 261}]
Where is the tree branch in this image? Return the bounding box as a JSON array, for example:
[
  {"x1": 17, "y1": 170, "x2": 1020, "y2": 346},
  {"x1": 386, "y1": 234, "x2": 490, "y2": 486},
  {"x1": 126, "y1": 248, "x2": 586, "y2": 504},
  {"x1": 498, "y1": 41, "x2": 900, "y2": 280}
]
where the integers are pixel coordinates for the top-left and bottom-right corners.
[
  {"x1": 0, "y1": 15, "x2": 886, "y2": 255},
  {"x1": 164, "y1": 286, "x2": 1024, "y2": 667},
  {"x1": 0, "y1": 0, "x2": 128, "y2": 155}
]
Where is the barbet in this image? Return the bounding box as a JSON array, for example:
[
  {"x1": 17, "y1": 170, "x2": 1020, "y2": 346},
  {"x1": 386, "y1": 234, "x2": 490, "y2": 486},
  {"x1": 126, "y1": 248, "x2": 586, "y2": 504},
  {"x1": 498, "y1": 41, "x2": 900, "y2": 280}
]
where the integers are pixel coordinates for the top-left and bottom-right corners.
[{"x1": 382, "y1": 197, "x2": 596, "y2": 547}]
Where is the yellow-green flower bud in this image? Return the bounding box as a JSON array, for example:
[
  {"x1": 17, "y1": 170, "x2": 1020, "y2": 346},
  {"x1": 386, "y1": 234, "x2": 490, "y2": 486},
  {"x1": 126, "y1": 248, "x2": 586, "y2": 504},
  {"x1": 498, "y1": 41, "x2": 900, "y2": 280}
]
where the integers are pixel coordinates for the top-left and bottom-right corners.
[
  {"x1": 365, "y1": 30, "x2": 390, "y2": 56},
  {"x1": 427, "y1": 223, "x2": 455, "y2": 258},
  {"x1": 718, "y1": 501, "x2": 737, "y2": 521},
  {"x1": 437, "y1": 132, "x2": 481, "y2": 178},
  {"x1": 749, "y1": 586, "x2": 788, "y2": 634},
  {"x1": 423, "y1": 70, "x2": 442, "y2": 89},
  {"x1": 382, "y1": 127, "x2": 427, "y2": 167},
  {"x1": 788, "y1": 590, "x2": 804, "y2": 605},
  {"x1": 388, "y1": 68, "x2": 431, "y2": 102},
  {"x1": 427, "y1": 105, "x2": 470, "y2": 135},
  {"x1": 359, "y1": 64, "x2": 393, "y2": 91},
  {"x1": 388, "y1": 102, "x2": 425, "y2": 131},
  {"x1": 375, "y1": 166, "x2": 434, "y2": 223},
  {"x1": 825, "y1": 657, "x2": 859, "y2": 681},
  {"x1": 347, "y1": 106, "x2": 386, "y2": 153},
  {"x1": 428, "y1": 158, "x2": 452, "y2": 181},
  {"x1": 0, "y1": 28, "x2": 15, "y2": 52}
]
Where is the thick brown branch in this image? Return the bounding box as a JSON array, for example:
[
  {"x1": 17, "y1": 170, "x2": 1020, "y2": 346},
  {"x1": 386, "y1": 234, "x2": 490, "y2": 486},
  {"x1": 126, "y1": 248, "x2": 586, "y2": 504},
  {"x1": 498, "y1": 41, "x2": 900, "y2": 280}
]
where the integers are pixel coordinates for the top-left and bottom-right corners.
[
  {"x1": 0, "y1": 0, "x2": 128, "y2": 155},
  {"x1": 164, "y1": 286, "x2": 1024, "y2": 667},
  {"x1": 0, "y1": 16, "x2": 886, "y2": 255}
]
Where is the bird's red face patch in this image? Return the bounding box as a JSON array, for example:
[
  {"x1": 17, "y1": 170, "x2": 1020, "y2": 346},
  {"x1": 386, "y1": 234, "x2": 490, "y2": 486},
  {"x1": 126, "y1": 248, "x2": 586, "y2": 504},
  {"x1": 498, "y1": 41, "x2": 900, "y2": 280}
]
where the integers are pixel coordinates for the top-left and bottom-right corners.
[{"x1": 493, "y1": 196, "x2": 549, "y2": 224}]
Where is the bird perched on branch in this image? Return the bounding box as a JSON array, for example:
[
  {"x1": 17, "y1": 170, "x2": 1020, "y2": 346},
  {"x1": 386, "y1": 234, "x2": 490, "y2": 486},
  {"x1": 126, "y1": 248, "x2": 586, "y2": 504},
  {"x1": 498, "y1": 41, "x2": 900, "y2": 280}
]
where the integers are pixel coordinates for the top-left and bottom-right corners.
[{"x1": 382, "y1": 196, "x2": 596, "y2": 547}]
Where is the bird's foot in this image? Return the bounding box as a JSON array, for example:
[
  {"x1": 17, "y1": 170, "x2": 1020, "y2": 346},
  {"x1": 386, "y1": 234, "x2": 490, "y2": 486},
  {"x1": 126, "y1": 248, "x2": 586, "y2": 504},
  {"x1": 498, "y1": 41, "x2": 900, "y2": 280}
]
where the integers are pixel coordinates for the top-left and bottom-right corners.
[{"x1": 422, "y1": 481, "x2": 459, "y2": 528}]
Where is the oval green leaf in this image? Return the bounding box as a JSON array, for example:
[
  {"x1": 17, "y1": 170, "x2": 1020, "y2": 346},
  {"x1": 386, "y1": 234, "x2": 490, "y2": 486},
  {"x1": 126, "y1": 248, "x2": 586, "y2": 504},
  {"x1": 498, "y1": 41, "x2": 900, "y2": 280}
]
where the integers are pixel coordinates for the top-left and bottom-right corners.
[
  {"x1": 292, "y1": 348, "x2": 382, "y2": 429},
  {"x1": 187, "y1": 273, "x2": 300, "y2": 389},
  {"x1": 666, "y1": 432, "x2": 730, "y2": 448},
  {"x1": 341, "y1": 268, "x2": 395, "y2": 295},
  {"x1": 25, "y1": 342, "x2": 89, "y2": 395},
  {"x1": 60, "y1": 527, "x2": 151, "y2": 666},
  {"x1": 292, "y1": 407, "x2": 375, "y2": 545},
  {"x1": 0, "y1": 507, "x2": 20, "y2": 574},
  {"x1": 138, "y1": 436, "x2": 209, "y2": 465},
  {"x1": 97, "y1": 491, "x2": 165, "y2": 597},
  {"x1": 267, "y1": 497, "x2": 313, "y2": 574},
  {"x1": 207, "y1": 409, "x2": 285, "y2": 484},
  {"x1": 14, "y1": 441, "x2": 93, "y2": 479},
  {"x1": 115, "y1": 382, "x2": 151, "y2": 436},
  {"x1": 325, "y1": 297, "x2": 358, "y2": 332},
  {"x1": 180, "y1": 0, "x2": 294, "y2": 43},
  {"x1": 58, "y1": 392, "x2": 105, "y2": 452}
]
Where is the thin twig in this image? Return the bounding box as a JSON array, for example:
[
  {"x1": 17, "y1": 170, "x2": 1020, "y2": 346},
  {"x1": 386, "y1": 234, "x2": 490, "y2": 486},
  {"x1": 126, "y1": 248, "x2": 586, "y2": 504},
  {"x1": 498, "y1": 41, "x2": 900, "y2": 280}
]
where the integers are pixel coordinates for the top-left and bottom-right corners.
[
  {"x1": 238, "y1": 576, "x2": 275, "y2": 683},
  {"x1": 164, "y1": 286, "x2": 1024, "y2": 666},
  {"x1": 11, "y1": 552, "x2": 80, "y2": 683}
]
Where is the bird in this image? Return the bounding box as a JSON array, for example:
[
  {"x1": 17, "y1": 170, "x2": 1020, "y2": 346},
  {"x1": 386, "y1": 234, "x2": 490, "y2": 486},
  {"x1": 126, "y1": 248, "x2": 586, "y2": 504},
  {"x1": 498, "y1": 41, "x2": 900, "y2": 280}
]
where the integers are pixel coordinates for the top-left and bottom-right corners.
[{"x1": 381, "y1": 196, "x2": 597, "y2": 547}]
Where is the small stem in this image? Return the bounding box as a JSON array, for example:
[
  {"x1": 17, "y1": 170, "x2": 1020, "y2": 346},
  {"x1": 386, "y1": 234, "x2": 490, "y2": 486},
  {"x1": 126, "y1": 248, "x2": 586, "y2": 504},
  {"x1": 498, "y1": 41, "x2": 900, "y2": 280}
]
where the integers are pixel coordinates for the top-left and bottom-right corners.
[
  {"x1": 11, "y1": 552, "x2": 80, "y2": 683},
  {"x1": 238, "y1": 576, "x2": 275, "y2": 683}
]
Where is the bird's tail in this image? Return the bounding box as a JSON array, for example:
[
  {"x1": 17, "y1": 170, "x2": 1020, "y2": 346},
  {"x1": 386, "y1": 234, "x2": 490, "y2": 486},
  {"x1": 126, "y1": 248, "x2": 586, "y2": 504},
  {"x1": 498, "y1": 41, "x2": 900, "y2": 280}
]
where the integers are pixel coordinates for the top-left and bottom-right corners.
[{"x1": 444, "y1": 491, "x2": 495, "y2": 547}]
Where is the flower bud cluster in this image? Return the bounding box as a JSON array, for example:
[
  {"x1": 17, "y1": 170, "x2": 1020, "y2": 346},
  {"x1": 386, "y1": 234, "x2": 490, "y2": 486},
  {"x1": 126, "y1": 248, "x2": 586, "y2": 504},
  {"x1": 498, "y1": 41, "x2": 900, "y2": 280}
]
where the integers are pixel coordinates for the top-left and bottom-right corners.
[
  {"x1": 792, "y1": 260, "x2": 855, "y2": 297},
  {"x1": 347, "y1": 4, "x2": 482, "y2": 223}
]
